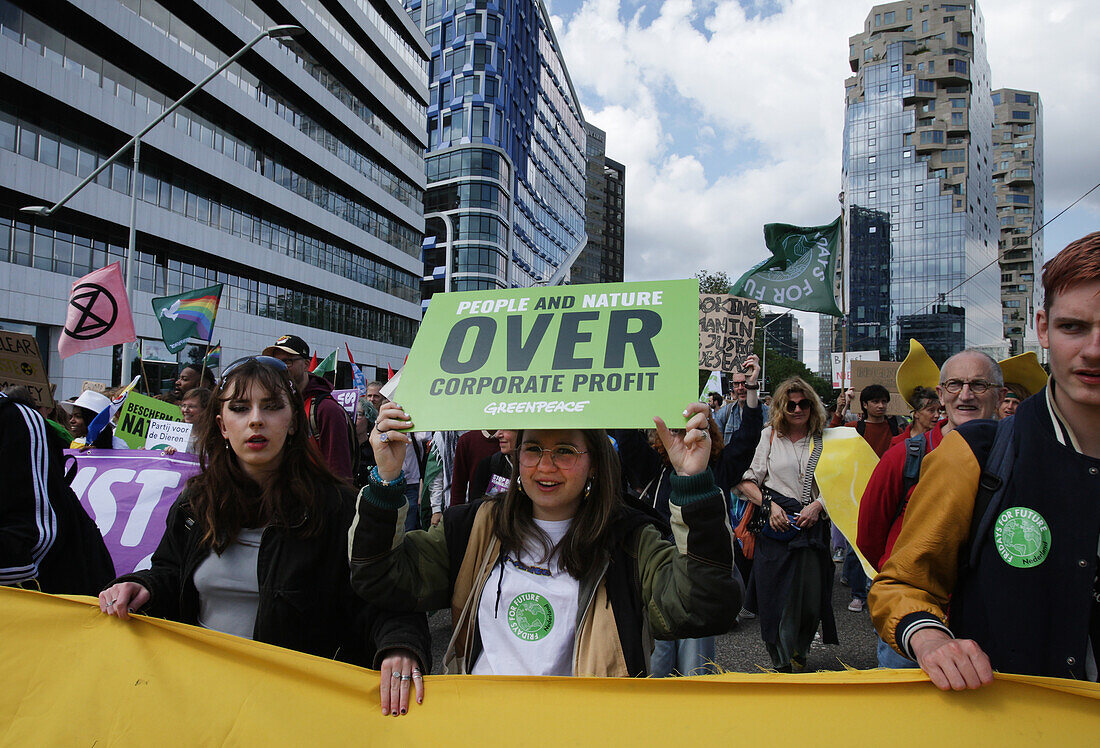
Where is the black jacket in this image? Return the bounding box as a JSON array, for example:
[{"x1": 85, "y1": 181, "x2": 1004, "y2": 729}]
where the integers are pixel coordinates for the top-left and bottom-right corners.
[
  {"x1": 116, "y1": 484, "x2": 430, "y2": 670},
  {"x1": 0, "y1": 394, "x2": 114, "y2": 594}
]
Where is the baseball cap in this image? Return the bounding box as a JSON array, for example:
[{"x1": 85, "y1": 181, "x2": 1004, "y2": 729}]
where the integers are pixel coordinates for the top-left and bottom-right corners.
[{"x1": 262, "y1": 334, "x2": 309, "y2": 359}]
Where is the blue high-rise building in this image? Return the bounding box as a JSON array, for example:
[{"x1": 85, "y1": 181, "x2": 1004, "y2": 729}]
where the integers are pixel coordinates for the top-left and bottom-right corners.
[
  {"x1": 406, "y1": 0, "x2": 587, "y2": 302},
  {"x1": 833, "y1": 1, "x2": 1005, "y2": 371}
]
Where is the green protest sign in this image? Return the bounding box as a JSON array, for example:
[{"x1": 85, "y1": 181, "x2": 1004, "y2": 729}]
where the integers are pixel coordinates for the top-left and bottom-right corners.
[
  {"x1": 115, "y1": 391, "x2": 183, "y2": 449},
  {"x1": 396, "y1": 280, "x2": 700, "y2": 430}
]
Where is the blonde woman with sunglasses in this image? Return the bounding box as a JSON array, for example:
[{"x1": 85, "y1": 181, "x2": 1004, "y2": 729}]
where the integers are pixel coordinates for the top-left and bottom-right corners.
[
  {"x1": 736, "y1": 376, "x2": 837, "y2": 672},
  {"x1": 349, "y1": 401, "x2": 741, "y2": 677}
]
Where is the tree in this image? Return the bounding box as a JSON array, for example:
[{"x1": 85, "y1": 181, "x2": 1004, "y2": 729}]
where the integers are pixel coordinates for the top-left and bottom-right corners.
[{"x1": 694, "y1": 270, "x2": 732, "y2": 295}]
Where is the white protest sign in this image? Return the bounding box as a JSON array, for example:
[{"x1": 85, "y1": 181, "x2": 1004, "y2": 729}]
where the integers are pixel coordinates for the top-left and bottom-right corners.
[
  {"x1": 144, "y1": 419, "x2": 193, "y2": 452},
  {"x1": 830, "y1": 350, "x2": 879, "y2": 389},
  {"x1": 331, "y1": 389, "x2": 359, "y2": 418}
]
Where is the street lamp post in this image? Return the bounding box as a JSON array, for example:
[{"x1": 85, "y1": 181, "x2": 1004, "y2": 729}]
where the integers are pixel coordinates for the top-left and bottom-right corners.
[{"x1": 22, "y1": 24, "x2": 304, "y2": 383}]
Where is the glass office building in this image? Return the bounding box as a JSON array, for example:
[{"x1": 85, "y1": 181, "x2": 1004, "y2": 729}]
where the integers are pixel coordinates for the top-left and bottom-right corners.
[
  {"x1": 0, "y1": 0, "x2": 428, "y2": 397},
  {"x1": 832, "y1": 1, "x2": 1004, "y2": 371},
  {"x1": 574, "y1": 121, "x2": 625, "y2": 286},
  {"x1": 407, "y1": 0, "x2": 587, "y2": 303}
]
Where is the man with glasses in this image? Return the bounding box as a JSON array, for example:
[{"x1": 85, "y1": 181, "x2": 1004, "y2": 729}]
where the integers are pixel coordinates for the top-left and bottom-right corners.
[
  {"x1": 856, "y1": 349, "x2": 1003, "y2": 667},
  {"x1": 714, "y1": 354, "x2": 765, "y2": 446},
  {"x1": 871, "y1": 232, "x2": 1100, "y2": 687},
  {"x1": 262, "y1": 334, "x2": 353, "y2": 481}
]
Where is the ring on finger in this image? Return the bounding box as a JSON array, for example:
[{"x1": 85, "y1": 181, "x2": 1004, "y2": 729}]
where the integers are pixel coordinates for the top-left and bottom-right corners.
[
  {"x1": 379, "y1": 432, "x2": 389, "y2": 443},
  {"x1": 400, "y1": 674, "x2": 412, "y2": 681},
  {"x1": 107, "y1": 599, "x2": 117, "y2": 606},
  {"x1": 412, "y1": 670, "x2": 422, "y2": 679},
  {"x1": 391, "y1": 671, "x2": 401, "y2": 679}
]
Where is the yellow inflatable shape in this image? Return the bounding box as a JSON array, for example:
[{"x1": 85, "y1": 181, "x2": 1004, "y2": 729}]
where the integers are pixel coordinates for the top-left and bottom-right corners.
[
  {"x1": 896, "y1": 338, "x2": 941, "y2": 408},
  {"x1": 1000, "y1": 351, "x2": 1048, "y2": 396},
  {"x1": 817, "y1": 428, "x2": 880, "y2": 579},
  {"x1": 1, "y1": 587, "x2": 1098, "y2": 745}
]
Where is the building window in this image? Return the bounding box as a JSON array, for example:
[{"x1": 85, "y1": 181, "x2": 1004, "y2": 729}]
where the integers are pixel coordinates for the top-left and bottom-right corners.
[
  {"x1": 891, "y1": 188, "x2": 900, "y2": 195},
  {"x1": 891, "y1": 170, "x2": 899, "y2": 178},
  {"x1": 915, "y1": 220, "x2": 923, "y2": 229},
  {"x1": 920, "y1": 131, "x2": 945, "y2": 144},
  {"x1": 868, "y1": 190, "x2": 877, "y2": 199},
  {"x1": 950, "y1": 98, "x2": 966, "y2": 108},
  {"x1": 915, "y1": 185, "x2": 923, "y2": 192},
  {"x1": 869, "y1": 226, "x2": 877, "y2": 234},
  {"x1": 1012, "y1": 111, "x2": 1030, "y2": 120},
  {"x1": 869, "y1": 138, "x2": 877, "y2": 146},
  {"x1": 903, "y1": 150, "x2": 911, "y2": 158},
  {"x1": 992, "y1": 92, "x2": 1002, "y2": 105},
  {"x1": 884, "y1": 11, "x2": 895, "y2": 23},
  {"x1": 916, "y1": 202, "x2": 923, "y2": 211},
  {"x1": 1014, "y1": 93, "x2": 1032, "y2": 104},
  {"x1": 869, "y1": 173, "x2": 877, "y2": 181},
  {"x1": 868, "y1": 156, "x2": 876, "y2": 164},
  {"x1": 865, "y1": 47, "x2": 873, "y2": 61},
  {"x1": 942, "y1": 149, "x2": 966, "y2": 162}
]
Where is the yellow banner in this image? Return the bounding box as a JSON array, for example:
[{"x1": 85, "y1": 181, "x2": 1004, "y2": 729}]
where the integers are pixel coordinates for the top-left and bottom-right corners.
[{"x1": 1, "y1": 587, "x2": 1098, "y2": 744}]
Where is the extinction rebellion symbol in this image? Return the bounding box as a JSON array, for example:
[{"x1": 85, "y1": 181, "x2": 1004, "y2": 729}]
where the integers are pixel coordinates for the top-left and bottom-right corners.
[
  {"x1": 507, "y1": 592, "x2": 554, "y2": 641},
  {"x1": 64, "y1": 282, "x2": 118, "y2": 340}
]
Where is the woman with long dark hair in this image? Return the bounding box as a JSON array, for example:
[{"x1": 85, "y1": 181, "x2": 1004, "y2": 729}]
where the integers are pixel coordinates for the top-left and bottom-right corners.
[
  {"x1": 99, "y1": 356, "x2": 430, "y2": 716},
  {"x1": 736, "y1": 376, "x2": 837, "y2": 672},
  {"x1": 349, "y1": 401, "x2": 740, "y2": 677}
]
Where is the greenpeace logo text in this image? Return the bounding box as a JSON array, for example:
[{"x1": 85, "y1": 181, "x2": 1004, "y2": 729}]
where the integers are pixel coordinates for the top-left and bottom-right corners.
[{"x1": 483, "y1": 400, "x2": 591, "y2": 415}]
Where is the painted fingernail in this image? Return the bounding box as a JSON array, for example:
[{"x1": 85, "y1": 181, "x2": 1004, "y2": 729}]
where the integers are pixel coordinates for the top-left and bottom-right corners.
[
  {"x1": 401, "y1": 708, "x2": 407, "y2": 715},
  {"x1": 683, "y1": 409, "x2": 689, "y2": 416}
]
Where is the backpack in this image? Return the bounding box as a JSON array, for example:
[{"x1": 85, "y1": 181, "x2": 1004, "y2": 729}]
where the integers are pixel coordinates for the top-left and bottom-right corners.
[
  {"x1": 305, "y1": 394, "x2": 361, "y2": 479},
  {"x1": 892, "y1": 418, "x2": 1017, "y2": 566}
]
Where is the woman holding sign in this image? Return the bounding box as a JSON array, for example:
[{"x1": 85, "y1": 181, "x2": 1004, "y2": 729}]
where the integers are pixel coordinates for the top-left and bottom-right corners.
[
  {"x1": 736, "y1": 377, "x2": 837, "y2": 672},
  {"x1": 97, "y1": 356, "x2": 430, "y2": 717},
  {"x1": 349, "y1": 401, "x2": 740, "y2": 677}
]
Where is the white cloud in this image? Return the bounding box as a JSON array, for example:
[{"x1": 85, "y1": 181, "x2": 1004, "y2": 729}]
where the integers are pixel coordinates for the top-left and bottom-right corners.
[{"x1": 552, "y1": 0, "x2": 1100, "y2": 369}]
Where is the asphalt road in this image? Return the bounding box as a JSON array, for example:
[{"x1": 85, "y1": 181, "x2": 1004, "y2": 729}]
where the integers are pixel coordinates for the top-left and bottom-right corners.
[{"x1": 425, "y1": 558, "x2": 882, "y2": 674}]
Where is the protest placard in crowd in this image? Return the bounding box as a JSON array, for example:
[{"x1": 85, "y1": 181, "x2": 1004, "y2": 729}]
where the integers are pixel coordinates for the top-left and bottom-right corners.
[
  {"x1": 830, "y1": 350, "x2": 879, "y2": 389},
  {"x1": 331, "y1": 388, "x2": 359, "y2": 418},
  {"x1": 0, "y1": 330, "x2": 55, "y2": 409},
  {"x1": 145, "y1": 419, "x2": 193, "y2": 452},
  {"x1": 698, "y1": 294, "x2": 758, "y2": 374},
  {"x1": 397, "y1": 280, "x2": 699, "y2": 429},
  {"x1": 67, "y1": 449, "x2": 200, "y2": 574},
  {"x1": 850, "y1": 360, "x2": 907, "y2": 416},
  {"x1": 114, "y1": 392, "x2": 184, "y2": 449}
]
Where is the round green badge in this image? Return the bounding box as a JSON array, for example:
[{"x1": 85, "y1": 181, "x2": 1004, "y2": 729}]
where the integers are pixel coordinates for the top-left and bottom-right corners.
[
  {"x1": 507, "y1": 592, "x2": 554, "y2": 641},
  {"x1": 993, "y1": 507, "x2": 1051, "y2": 568}
]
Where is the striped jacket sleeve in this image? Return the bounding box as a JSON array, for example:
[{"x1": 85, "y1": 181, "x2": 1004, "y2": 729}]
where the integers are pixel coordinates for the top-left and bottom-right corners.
[{"x1": 0, "y1": 399, "x2": 57, "y2": 585}]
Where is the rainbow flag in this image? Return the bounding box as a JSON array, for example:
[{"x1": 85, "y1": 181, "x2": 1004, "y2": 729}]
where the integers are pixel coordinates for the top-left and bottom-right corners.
[
  {"x1": 203, "y1": 343, "x2": 222, "y2": 368},
  {"x1": 151, "y1": 284, "x2": 223, "y2": 353}
]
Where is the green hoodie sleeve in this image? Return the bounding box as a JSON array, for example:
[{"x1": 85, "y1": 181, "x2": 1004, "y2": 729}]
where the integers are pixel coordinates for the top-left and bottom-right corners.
[{"x1": 635, "y1": 469, "x2": 741, "y2": 639}]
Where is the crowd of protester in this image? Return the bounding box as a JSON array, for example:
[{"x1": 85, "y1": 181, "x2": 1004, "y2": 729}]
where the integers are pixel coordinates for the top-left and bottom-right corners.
[{"x1": 2, "y1": 232, "x2": 1097, "y2": 714}]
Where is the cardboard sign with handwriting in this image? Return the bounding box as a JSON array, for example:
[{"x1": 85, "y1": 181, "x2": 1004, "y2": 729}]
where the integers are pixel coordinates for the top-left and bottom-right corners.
[
  {"x1": 698, "y1": 295, "x2": 758, "y2": 374},
  {"x1": 0, "y1": 331, "x2": 54, "y2": 409},
  {"x1": 850, "y1": 360, "x2": 908, "y2": 417}
]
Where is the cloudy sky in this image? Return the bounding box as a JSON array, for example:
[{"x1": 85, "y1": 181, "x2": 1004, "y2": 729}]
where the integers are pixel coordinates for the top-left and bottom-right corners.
[{"x1": 546, "y1": 0, "x2": 1100, "y2": 369}]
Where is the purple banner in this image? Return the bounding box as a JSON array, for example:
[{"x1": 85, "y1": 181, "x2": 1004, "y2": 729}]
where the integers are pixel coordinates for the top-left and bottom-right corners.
[{"x1": 66, "y1": 449, "x2": 201, "y2": 575}]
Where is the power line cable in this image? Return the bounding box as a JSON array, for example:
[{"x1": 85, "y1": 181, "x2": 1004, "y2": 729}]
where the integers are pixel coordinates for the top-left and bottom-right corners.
[{"x1": 914, "y1": 179, "x2": 1100, "y2": 315}]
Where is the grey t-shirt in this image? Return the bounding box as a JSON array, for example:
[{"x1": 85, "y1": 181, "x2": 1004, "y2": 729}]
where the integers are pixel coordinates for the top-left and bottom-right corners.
[{"x1": 193, "y1": 528, "x2": 264, "y2": 639}]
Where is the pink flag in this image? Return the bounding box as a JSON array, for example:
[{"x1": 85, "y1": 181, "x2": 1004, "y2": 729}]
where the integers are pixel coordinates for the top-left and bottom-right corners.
[{"x1": 58, "y1": 262, "x2": 136, "y2": 360}]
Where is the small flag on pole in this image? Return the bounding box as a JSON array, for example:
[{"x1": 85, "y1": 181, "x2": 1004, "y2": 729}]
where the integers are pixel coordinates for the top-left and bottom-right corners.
[
  {"x1": 59, "y1": 263, "x2": 137, "y2": 359},
  {"x1": 203, "y1": 343, "x2": 221, "y2": 368},
  {"x1": 313, "y1": 350, "x2": 337, "y2": 378},
  {"x1": 151, "y1": 284, "x2": 223, "y2": 353},
  {"x1": 346, "y1": 343, "x2": 366, "y2": 395},
  {"x1": 85, "y1": 375, "x2": 140, "y2": 445}
]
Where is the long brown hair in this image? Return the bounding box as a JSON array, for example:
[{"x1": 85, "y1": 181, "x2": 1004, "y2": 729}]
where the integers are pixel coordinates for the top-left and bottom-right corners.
[
  {"x1": 492, "y1": 428, "x2": 622, "y2": 580},
  {"x1": 188, "y1": 358, "x2": 341, "y2": 552},
  {"x1": 768, "y1": 376, "x2": 827, "y2": 437}
]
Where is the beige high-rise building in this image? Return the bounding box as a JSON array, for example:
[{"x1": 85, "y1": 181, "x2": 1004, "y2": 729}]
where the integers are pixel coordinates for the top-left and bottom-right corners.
[{"x1": 992, "y1": 89, "x2": 1043, "y2": 356}]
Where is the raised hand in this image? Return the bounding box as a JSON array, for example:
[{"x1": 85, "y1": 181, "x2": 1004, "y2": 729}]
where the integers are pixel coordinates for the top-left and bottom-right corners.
[
  {"x1": 371, "y1": 402, "x2": 413, "y2": 482},
  {"x1": 654, "y1": 402, "x2": 713, "y2": 477}
]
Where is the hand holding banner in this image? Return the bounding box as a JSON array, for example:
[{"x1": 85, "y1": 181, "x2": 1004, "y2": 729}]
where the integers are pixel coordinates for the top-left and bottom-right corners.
[{"x1": 396, "y1": 280, "x2": 700, "y2": 430}]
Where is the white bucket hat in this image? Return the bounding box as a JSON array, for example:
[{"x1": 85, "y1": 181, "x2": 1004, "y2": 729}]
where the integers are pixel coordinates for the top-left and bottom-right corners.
[{"x1": 58, "y1": 389, "x2": 111, "y2": 416}]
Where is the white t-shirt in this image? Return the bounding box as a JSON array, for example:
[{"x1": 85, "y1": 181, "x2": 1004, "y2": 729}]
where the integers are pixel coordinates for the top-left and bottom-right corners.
[{"x1": 472, "y1": 518, "x2": 579, "y2": 676}]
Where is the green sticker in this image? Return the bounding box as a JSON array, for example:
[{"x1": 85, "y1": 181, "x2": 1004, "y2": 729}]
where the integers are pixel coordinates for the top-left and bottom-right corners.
[
  {"x1": 993, "y1": 507, "x2": 1051, "y2": 568},
  {"x1": 507, "y1": 592, "x2": 554, "y2": 642}
]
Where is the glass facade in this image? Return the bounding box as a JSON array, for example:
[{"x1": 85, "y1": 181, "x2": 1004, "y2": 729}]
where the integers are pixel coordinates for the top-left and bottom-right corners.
[
  {"x1": 408, "y1": 0, "x2": 587, "y2": 300},
  {"x1": 574, "y1": 122, "x2": 625, "y2": 285},
  {"x1": 836, "y1": 1, "x2": 1003, "y2": 372},
  {"x1": 0, "y1": 0, "x2": 429, "y2": 395}
]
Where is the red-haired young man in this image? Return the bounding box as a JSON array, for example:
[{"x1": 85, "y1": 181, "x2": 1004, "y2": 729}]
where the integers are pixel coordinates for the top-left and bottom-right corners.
[{"x1": 870, "y1": 232, "x2": 1100, "y2": 688}]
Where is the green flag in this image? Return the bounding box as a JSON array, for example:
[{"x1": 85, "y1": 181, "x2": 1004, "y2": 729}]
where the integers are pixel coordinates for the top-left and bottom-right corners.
[
  {"x1": 730, "y1": 217, "x2": 843, "y2": 316},
  {"x1": 312, "y1": 349, "x2": 337, "y2": 378},
  {"x1": 150, "y1": 284, "x2": 223, "y2": 353}
]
